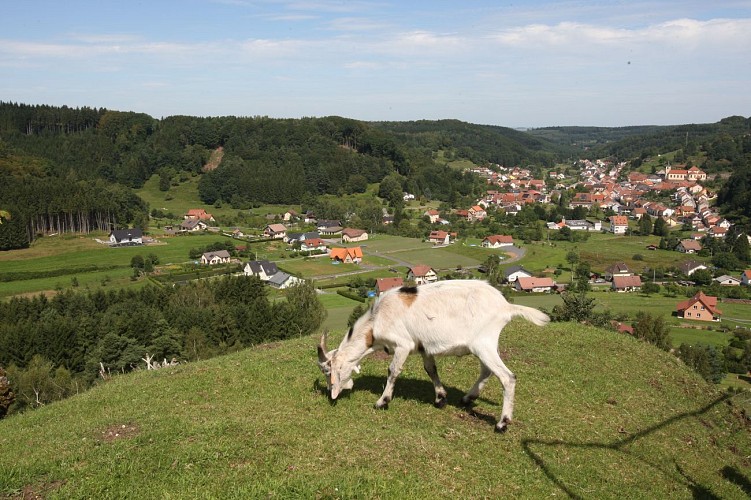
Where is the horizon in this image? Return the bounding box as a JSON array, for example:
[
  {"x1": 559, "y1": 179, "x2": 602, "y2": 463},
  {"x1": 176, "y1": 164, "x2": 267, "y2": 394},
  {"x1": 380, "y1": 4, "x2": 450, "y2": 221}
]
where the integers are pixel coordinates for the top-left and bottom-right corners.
[{"x1": 2, "y1": 1, "x2": 750, "y2": 128}]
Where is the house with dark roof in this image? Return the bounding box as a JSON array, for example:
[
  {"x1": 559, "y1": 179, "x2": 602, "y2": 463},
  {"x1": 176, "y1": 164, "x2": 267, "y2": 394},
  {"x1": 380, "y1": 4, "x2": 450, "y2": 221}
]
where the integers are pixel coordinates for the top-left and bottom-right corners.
[
  {"x1": 268, "y1": 271, "x2": 303, "y2": 289},
  {"x1": 676, "y1": 292, "x2": 722, "y2": 322},
  {"x1": 109, "y1": 228, "x2": 143, "y2": 246},
  {"x1": 604, "y1": 262, "x2": 632, "y2": 281},
  {"x1": 503, "y1": 265, "x2": 533, "y2": 283},
  {"x1": 243, "y1": 260, "x2": 280, "y2": 281},
  {"x1": 678, "y1": 260, "x2": 708, "y2": 276}
]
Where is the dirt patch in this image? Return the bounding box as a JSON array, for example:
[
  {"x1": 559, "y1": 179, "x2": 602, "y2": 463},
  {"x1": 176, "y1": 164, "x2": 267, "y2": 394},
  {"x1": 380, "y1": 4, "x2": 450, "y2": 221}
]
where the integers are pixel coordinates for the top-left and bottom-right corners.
[
  {"x1": 98, "y1": 423, "x2": 140, "y2": 443},
  {"x1": 5, "y1": 479, "x2": 65, "y2": 499},
  {"x1": 202, "y1": 146, "x2": 224, "y2": 172},
  {"x1": 253, "y1": 341, "x2": 283, "y2": 351}
]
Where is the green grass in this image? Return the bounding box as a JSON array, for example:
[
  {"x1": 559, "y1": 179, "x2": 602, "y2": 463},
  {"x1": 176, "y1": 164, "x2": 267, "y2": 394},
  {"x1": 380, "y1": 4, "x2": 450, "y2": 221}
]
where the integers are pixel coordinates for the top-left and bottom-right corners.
[
  {"x1": 2, "y1": 323, "x2": 750, "y2": 498},
  {"x1": 0, "y1": 233, "x2": 241, "y2": 299}
]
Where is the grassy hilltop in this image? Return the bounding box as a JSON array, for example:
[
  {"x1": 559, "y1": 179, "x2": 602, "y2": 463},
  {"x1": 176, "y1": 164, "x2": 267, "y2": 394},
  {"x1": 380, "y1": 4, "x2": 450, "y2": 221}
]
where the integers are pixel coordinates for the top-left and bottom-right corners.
[{"x1": 1, "y1": 322, "x2": 750, "y2": 498}]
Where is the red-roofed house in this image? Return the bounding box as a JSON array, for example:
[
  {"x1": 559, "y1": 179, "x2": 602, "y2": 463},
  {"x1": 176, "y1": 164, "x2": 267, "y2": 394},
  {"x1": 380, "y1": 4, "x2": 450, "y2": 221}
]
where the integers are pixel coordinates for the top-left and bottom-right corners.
[
  {"x1": 676, "y1": 292, "x2": 722, "y2": 322},
  {"x1": 481, "y1": 235, "x2": 514, "y2": 248},
  {"x1": 515, "y1": 277, "x2": 555, "y2": 293},
  {"x1": 608, "y1": 215, "x2": 629, "y2": 234},
  {"x1": 468, "y1": 205, "x2": 487, "y2": 221},
  {"x1": 185, "y1": 208, "x2": 215, "y2": 221},
  {"x1": 428, "y1": 230, "x2": 456, "y2": 245},
  {"x1": 741, "y1": 270, "x2": 751, "y2": 286},
  {"x1": 376, "y1": 277, "x2": 404, "y2": 295},
  {"x1": 408, "y1": 265, "x2": 438, "y2": 285},
  {"x1": 612, "y1": 275, "x2": 642, "y2": 292},
  {"x1": 329, "y1": 247, "x2": 363, "y2": 264}
]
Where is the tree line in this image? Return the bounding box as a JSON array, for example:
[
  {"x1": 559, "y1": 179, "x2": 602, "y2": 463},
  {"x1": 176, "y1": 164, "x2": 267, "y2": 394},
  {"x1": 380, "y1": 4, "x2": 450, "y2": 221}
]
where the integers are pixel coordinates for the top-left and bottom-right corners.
[{"x1": 0, "y1": 277, "x2": 326, "y2": 415}]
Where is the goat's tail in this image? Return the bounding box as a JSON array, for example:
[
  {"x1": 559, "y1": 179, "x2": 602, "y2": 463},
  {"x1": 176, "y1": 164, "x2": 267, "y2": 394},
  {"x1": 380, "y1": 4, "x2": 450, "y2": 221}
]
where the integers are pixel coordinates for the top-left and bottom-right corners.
[{"x1": 511, "y1": 304, "x2": 550, "y2": 327}]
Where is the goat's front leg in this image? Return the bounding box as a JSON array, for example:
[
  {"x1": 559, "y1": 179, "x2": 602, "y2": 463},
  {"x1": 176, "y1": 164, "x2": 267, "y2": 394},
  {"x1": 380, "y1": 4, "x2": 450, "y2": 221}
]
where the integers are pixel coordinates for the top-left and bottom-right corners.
[
  {"x1": 422, "y1": 354, "x2": 448, "y2": 408},
  {"x1": 375, "y1": 347, "x2": 409, "y2": 409}
]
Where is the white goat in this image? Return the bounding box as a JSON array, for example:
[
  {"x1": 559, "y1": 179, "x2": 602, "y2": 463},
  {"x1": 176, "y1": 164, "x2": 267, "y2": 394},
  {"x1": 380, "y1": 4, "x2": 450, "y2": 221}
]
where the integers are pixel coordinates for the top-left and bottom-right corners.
[{"x1": 318, "y1": 279, "x2": 549, "y2": 432}]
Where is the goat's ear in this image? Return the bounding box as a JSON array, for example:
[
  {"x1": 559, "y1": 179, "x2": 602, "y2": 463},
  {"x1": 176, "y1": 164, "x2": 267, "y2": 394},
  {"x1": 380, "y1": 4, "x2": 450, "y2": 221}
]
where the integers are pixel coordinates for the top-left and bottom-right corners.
[{"x1": 318, "y1": 331, "x2": 330, "y2": 363}]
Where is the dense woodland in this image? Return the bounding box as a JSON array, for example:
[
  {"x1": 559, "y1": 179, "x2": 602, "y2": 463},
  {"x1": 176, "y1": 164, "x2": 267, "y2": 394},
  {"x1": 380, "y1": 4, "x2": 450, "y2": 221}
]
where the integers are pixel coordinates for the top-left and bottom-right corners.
[{"x1": 0, "y1": 277, "x2": 325, "y2": 412}]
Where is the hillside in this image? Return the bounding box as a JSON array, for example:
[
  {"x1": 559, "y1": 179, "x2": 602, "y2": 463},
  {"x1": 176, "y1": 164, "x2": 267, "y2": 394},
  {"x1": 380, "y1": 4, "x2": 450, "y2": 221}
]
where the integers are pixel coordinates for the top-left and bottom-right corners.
[{"x1": 1, "y1": 323, "x2": 750, "y2": 498}]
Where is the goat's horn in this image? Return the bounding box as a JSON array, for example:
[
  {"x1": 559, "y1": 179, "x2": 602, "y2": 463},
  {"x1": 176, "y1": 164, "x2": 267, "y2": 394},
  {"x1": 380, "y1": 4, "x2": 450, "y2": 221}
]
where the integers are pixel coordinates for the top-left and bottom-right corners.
[{"x1": 317, "y1": 330, "x2": 330, "y2": 362}]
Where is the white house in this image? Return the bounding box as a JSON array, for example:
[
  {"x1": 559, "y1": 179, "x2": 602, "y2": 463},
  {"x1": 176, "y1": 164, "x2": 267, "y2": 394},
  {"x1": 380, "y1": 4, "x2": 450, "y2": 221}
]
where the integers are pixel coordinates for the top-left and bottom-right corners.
[
  {"x1": 407, "y1": 265, "x2": 438, "y2": 285},
  {"x1": 109, "y1": 228, "x2": 143, "y2": 246},
  {"x1": 503, "y1": 265, "x2": 532, "y2": 283},
  {"x1": 201, "y1": 250, "x2": 231, "y2": 265},
  {"x1": 515, "y1": 277, "x2": 554, "y2": 293},
  {"x1": 268, "y1": 272, "x2": 303, "y2": 289},
  {"x1": 481, "y1": 235, "x2": 514, "y2": 248},
  {"x1": 713, "y1": 275, "x2": 741, "y2": 286},
  {"x1": 608, "y1": 215, "x2": 629, "y2": 234},
  {"x1": 243, "y1": 260, "x2": 279, "y2": 281}
]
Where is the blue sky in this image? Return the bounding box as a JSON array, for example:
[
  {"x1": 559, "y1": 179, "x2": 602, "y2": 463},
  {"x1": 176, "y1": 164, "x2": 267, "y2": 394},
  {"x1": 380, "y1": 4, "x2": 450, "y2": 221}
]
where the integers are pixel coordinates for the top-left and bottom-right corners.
[{"x1": 2, "y1": 1, "x2": 750, "y2": 127}]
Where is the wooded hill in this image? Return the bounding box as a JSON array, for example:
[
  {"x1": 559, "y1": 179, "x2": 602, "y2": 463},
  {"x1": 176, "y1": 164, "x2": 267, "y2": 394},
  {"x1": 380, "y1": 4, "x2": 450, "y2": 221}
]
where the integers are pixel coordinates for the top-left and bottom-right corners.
[{"x1": 2, "y1": 102, "x2": 751, "y2": 250}]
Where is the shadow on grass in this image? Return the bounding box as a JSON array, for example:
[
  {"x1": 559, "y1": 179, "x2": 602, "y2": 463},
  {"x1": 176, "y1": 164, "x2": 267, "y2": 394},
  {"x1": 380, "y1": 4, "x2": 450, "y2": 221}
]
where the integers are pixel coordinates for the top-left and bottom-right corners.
[{"x1": 521, "y1": 394, "x2": 742, "y2": 499}]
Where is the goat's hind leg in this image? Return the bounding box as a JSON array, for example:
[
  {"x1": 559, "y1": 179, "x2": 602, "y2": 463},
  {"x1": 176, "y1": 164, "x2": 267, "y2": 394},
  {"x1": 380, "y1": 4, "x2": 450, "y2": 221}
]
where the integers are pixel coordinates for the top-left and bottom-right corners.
[
  {"x1": 461, "y1": 361, "x2": 492, "y2": 406},
  {"x1": 375, "y1": 347, "x2": 409, "y2": 409},
  {"x1": 422, "y1": 354, "x2": 448, "y2": 408},
  {"x1": 473, "y1": 349, "x2": 516, "y2": 433}
]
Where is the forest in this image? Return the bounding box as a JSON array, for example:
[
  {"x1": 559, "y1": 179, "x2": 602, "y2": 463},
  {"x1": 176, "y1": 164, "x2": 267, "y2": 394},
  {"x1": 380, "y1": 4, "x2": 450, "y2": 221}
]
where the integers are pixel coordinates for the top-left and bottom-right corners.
[{"x1": 0, "y1": 276, "x2": 325, "y2": 412}]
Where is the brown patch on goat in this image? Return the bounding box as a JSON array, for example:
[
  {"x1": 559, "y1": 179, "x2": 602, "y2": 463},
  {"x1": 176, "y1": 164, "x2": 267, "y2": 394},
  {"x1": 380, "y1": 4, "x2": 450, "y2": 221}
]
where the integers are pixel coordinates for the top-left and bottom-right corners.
[
  {"x1": 399, "y1": 288, "x2": 418, "y2": 307},
  {"x1": 364, "y1": 327, "x2": 374, "y2": 348}
]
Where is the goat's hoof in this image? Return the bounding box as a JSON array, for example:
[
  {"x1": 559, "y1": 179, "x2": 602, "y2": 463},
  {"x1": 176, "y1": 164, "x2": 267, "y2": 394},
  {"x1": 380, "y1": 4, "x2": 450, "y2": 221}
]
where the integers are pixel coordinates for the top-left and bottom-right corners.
[
  {"x1": 460, "y1": 395, "x2": 476, "y2": 406},
  {"x1": 495, "y1": 417, "x2": 511, "y2": 433},
  {"x1": 374, "y1": 398, "x2": 390, "y2": 410},
  {"x1": 434, "y1": 397, "x2": 447, "y2": 409}
]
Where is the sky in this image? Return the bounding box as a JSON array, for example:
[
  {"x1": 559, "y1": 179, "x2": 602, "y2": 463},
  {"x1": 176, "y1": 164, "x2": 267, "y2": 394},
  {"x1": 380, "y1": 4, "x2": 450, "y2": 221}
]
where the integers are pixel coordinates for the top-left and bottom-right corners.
[{"x1": 1, "y1": 0, "x2": 750, "y2": 127}]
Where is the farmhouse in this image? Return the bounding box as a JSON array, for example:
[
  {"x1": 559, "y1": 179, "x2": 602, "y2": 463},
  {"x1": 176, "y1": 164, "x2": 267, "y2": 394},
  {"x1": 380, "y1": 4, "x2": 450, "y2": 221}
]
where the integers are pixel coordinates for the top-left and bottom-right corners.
[
  {"x1": 180, "y1": 219, "x2": 207, "y2": 232},
  {"x1": 109, "y1": 228, "x2": 143, "y2": 246},
  {"x1": 424, "y1": 209, "x2": 441, "y2": 223},
  {"x1": 184, "y1": 208, "x2": 215, "y2": 221},
  {"x1": 428, "y1": 230, "x2": 456, "y2": 245},
  {"x1": 243, "y1": 260, "x2": 279, "y2": 281},
  {"x1": 299, "y1": 238, "x2": 328, "y2": 252},
  {"x1": 481, "y1": 235, "x2": 514, "y2": 248},
  {"x1": 341, "y1": 228, "x2": 368, "y2": 243},
  {"x1": 604, "y1": 262, "x2": 632, "y2": 281},
  {"x1": 317, "y1": 220, "x2": 343, "y2": 236},
  {"x1": 676, "y1": 239, "x2": 702, "y2": 254},
  {"x1": 264, "y1": 224, "x2": 287, "y2": 239},
  {"x1": 407, "y1": 265, "x2": 438, "y2": 285},
  {"x1": 678, "y1": 260, "x2": 707, "y2": 276},
  {"x1": 375, "y1": 277, "x2": 404, "y2": 296},
  {"x1": 713, "y1": 275, "x2": 741, "y2": 286},
  {"x1": 329, "y1": 247, "x2": 363, "y2": 264},
  {"x1": 515, "y1": 277, "x2": 554, "y2": 293},
  {"x1": 200, "y1": 250, "x2": 231, "y2": 265},
  {"x1": 676, "y1": 292, "x2": 722, "y2": 322},
  {"x1": 612, "y1": 275, "x2": 642, "y2": 292}
]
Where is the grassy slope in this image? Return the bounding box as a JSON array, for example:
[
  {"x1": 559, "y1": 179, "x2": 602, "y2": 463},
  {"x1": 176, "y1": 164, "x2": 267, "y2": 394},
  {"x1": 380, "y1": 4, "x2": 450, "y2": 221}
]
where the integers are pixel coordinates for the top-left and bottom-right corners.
[{"x1": 1, "y1": 323, "x2": 750, "y2": 498}]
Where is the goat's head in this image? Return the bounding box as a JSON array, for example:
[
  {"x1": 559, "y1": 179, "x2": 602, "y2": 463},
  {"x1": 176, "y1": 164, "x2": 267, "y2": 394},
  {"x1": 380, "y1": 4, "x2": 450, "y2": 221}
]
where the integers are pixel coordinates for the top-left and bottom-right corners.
[{"x1": 317, "y1": 330, "x2": 359, "y2": 399}]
